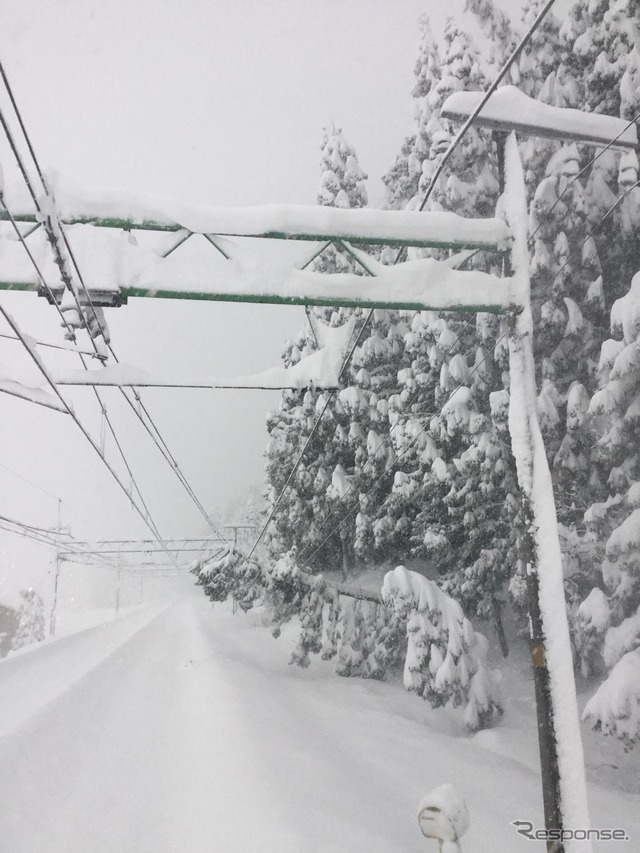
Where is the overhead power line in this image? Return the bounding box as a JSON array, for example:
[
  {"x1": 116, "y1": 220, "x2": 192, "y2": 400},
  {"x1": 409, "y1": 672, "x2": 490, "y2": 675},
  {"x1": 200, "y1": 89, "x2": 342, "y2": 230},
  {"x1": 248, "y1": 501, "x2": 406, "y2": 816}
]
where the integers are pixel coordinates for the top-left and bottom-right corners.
[
  {"x1": 0, "y1": 59, "x2": 226, "y2": 543},
  {"x1": 526, "y1": 108, "x2": 640, "y2": 246},
  {"x1": 1, "y1": 188, "x2": 222, "y2": 541},
  {"x1": 0, "y1": 194, "x2": 162, "y2": 541},
  {"x1": 297, "y1": 176, "x2": 640, "y2": 566},
  {"x1": 0, "y1": 330, "x2": 99, "y2": 358},
  {"x1": 0, "y1": 517, "x2": 116, "y2": 567},
  {"x1": 0, "y1": 105, "x2": 106, "y2": 361},
  {"x1": 0, "y1": 459, "x2": 92, "y2": 525},
  {"x1": 251, "y1": 16, "x2": 558, "y2": 561},
  {"x1": 244, "y1": 258, "x2": 377, "y2": 563},
  {"x1": 416, "y1": 0, "x2": 558, "y2": 215},
  {"x1": 0, "y1": 512, "x2": 72, "y2": 538},
  {"x1": 0, "y1": 302, "x2": 179, "y2": 568},
  {"x1": 0, "y1": 209, "x2": 174, "y2": 559}
]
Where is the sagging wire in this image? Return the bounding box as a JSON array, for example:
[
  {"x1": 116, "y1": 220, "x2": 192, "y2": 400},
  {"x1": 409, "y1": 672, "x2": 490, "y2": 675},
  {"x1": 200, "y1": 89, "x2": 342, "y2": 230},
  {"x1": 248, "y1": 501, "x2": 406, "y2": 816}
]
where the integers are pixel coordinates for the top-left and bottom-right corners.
[
  {"x1": 0, "y1": 62, "x2": 226, "y2": 543},
  {"x1": 297, "y1": 177, "x2": 640, "y2": 566}
]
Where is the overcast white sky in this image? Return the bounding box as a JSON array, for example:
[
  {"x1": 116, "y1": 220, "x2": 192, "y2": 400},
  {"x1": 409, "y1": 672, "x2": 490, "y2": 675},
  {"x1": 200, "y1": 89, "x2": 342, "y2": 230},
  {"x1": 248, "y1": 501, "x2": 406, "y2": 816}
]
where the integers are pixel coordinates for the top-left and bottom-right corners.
[{"x1": 0, "y1": 0, "x2": 570, "y2": 608}]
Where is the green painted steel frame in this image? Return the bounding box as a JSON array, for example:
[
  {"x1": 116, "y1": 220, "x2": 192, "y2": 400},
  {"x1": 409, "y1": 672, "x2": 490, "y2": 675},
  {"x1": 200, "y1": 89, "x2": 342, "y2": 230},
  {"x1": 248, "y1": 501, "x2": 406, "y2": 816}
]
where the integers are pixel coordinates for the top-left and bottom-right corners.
[
  {"x1": 0, "y1": 210, "x2": 507, "y2": 252},
  {"x1": 117, "y1": 286, "x2": 506, "y2": 315},
  {"x1": 0, "y1": 217, "x2": 511, "y2": 312}
]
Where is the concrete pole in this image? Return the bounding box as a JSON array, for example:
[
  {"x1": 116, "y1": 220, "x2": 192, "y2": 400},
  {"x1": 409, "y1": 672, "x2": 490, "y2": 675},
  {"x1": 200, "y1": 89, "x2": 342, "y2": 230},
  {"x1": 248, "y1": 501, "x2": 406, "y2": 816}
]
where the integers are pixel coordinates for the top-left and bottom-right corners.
[{"x1": 503, "y1": 133, "x2": 591, "y2": 852}]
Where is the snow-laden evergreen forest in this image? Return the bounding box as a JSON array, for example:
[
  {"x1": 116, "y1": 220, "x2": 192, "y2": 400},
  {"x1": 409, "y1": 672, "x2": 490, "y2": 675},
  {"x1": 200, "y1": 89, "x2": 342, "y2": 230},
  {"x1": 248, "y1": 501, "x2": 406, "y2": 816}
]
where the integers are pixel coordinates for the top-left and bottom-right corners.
[{"x1": 193, "y1": 0, "x2": 640, "y2": 772}]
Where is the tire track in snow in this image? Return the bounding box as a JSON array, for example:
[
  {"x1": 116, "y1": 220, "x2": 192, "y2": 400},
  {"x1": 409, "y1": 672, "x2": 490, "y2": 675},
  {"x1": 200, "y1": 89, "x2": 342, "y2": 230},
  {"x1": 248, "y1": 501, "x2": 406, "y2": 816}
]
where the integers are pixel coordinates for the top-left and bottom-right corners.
[{"x1": 0, "y1": 596, "x2": 282, "y2": 852}]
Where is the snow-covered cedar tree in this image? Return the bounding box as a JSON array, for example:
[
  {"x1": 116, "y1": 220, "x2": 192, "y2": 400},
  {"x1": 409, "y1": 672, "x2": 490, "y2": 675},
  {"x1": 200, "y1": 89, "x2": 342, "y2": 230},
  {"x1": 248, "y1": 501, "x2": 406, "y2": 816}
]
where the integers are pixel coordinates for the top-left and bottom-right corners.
[
  {"x1": 529, "y1": 144, "x2": 608, "y2": 541},
  {"x1": 263, "y1": 124, "x2": 379, "y2": 578},
  {"x1": 382, "y1": 15, "x2": 526, "y2": 650},
  {"x1": 265, "y1": 550, "x2": 309, "y2": 638},
  {"x1": 191, "y1": 546, "x2": 264, "y2": 612},
  {"x1": 335, "y1": 597, "x2": 365, "y2": 677},
  {"x1": 588, "y1": 272, "x2": 640, "y2": 621},
  {"x1": 604, "y1": 604, "x2": 640, "y2": 670},
  {"x1": 562, "y1": 0, "x2": 640, "y2": 118},
  {"x1": 340, "y1": 309, "x2": 410, "y2": 565},
  {"x1": 264, "y1": 377, "x2": 350, "y2": 575},
  {"x1": 395, "y1": 311, "x2": 519, "y2": 648},
  {"x1": 263, "y1": 332, "x2": 322, "y2": 561},
  {"x1": 518, "y1": 1, "x2": 562, "y2": 96},
  {"x1": 290, "y1": 576, "x2": 328, "y2": 668},
  {"x1": 360, "y1": 601, "x2": 391, "y2": 679},
  {"x1": 531, "y1": 145, "x2": 607, "y2": 382},
  {"x1": 321, "y1": 587, "x2": 341, "y2": 660},
  {"x1": 286, "y1": 570, "x2": 403, "y2": 680},
  {"x1": 371, "y1": 599, "x2": 408, "y2": 675},
  {"x1": 313, "y1": 123, "x2": 368, "y2": 287},
  {"x1": 582, "y1": 648, "x2": 640, "y2": 750},
  {"x1": 418, "y1": 17, "x2": 496, "y2": 220},
  {"x1": 309, "y1": 132, "x2": 410, "y2": 575},
  {"x1": 333, "y1": 597, "x2": 393, "y2": 680},
  {"x1": 382, "y1": 14, "x2": 441, "y2": 210},
  {"x1": 575, "y1": 267, "x2": 640, "y2": 681},
  {"x1": 460, "y1": 0, "x2": 562, "y2": 194},
  {"x1": 262, "y1": 334, "x2": 362, "y2": 576},
  {"x1": 382, "y1": 567, "x2": 502, "y2": 731},
  {"x1": 463, "y1": 0, "x2": 516, "y2": 74},
  {"x1": 516, "y1": 1, "x2": 563, "y2": 195},
  {"x1": 564, "y1": 0, "x2": 640, "y2": 309},
  {"x1": 317, "y1": 123, "x2": 367, "y2": 210},
  {"x1": 11, "y1": 588, "x2": 45, "y2": 651},
  {"x1": 437, "y1": 390, "x2": 520, "y2": 654},
  {"x1": 572, "y1": 587, "x2": 611, "y2": 677}
]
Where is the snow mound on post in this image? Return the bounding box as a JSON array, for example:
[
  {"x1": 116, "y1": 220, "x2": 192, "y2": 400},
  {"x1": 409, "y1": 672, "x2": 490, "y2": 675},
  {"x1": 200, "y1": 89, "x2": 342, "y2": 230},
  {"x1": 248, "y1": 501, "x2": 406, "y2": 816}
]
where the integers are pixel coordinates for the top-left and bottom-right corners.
[
  {"x1": 442, "y1": 85, "x2": 637, "y2": 149},
  {"x1": 418, "y1": 783, "x2": 470, "y2": 846}
]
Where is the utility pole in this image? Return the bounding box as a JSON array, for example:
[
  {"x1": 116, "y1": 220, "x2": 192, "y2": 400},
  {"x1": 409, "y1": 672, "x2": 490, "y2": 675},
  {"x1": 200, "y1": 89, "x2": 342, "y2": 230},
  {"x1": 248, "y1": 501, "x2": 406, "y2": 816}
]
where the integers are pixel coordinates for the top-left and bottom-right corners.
[
  {"x1": 115, "y1": 545, "x2": 121, "y2": 615},
  {"x1": 495, "y1": 128, "x2": 564, "y2": 840},
  {"x1": 49, "y1": 499, "x2": 63, "y2": 638},
  {"x1": 440, "y1": 88, "x2": 636, "y2": 853},
  {"x1": 49, "y1": 551, "x2": 62, "y2": 637}
]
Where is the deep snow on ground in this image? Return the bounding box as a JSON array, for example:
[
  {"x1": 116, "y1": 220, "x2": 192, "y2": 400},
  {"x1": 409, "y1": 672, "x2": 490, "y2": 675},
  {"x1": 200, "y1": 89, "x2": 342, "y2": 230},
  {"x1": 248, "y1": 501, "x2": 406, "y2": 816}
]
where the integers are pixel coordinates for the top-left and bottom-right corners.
[{"x1": 0, "y1": 581, "x2": 638, "y2": 852}]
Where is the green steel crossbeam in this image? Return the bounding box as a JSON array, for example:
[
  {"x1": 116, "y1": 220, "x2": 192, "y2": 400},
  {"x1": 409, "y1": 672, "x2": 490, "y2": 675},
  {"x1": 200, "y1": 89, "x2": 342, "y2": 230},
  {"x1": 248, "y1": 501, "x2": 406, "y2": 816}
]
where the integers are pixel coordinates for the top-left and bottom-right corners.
[
  {"x1": 0, "y1": 212, "x2": 503, "y2": 251},
  {"x1": 0, "y1": 205, "x2": 511, "y2": 252},
  {"x1": 117, "y1": 285, "x2": 508, "y2": 314},
  {"x1": 0, "y1": 278, "x2": 510, "y2": 314},
  {"x1": 7, "y1": 279, "x2": 512, "y2": 314},
  {"x1": 0, "y1": 211, "x2": 183, "y2": 233},
  {"x1": 0, "y1": 280, "x2": 37, "y2": 294},
  {"x1": 0, "y1": 203, "x2": 514, "y2": 313}
]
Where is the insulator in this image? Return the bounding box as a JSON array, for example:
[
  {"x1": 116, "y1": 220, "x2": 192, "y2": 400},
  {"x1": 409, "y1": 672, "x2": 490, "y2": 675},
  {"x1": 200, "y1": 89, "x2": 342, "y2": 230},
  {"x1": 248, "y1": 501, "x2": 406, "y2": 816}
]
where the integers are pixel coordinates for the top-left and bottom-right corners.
[{"x1": 84, "y1": 306, "x2": 110, "y2": 344}]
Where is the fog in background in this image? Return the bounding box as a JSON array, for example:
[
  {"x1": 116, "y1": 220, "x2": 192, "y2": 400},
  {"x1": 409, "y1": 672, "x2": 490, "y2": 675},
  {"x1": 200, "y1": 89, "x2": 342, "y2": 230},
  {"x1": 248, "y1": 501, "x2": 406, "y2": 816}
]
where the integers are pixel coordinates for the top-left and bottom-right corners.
[{"x1": 0, "y1": 0, "x2": 569, "y2": 610}]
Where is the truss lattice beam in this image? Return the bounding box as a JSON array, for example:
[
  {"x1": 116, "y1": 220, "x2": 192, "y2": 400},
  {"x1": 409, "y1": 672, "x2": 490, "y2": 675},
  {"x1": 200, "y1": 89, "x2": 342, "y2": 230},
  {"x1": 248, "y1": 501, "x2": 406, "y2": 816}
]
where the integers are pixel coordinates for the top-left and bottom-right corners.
[{"x1": 0, "y1": 201, "x2": 511, "y2": 252}]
